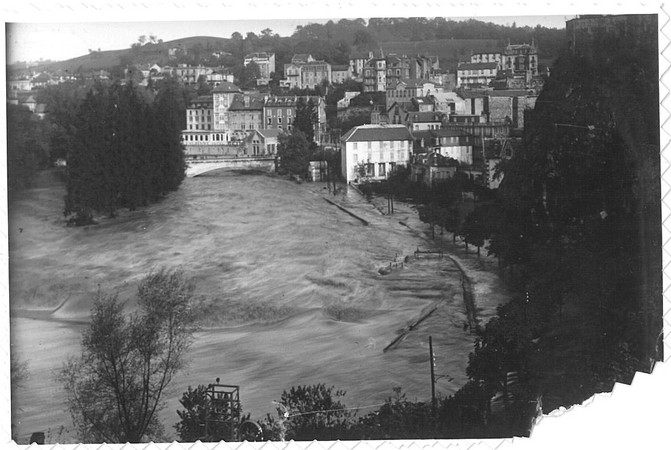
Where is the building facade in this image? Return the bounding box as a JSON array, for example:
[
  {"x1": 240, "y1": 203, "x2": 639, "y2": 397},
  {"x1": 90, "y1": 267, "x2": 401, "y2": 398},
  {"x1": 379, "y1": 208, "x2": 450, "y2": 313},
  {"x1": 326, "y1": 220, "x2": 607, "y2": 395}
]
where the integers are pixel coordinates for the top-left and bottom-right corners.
[
  {"x1": 263, "y1": 95, "x2": 326, "y2": 142},
  {"x1": 212, "y1": 81, "x2": 243, "y2": 140},
  {"x1": 340, "y1": 124, "x2": 413, "y2": 183},
  {"x1": 502, "y1": 42, "x2": 538, "y2": 76},
  {"x1": 244, "y1": 52, "x2": 276, "y2": 84},
  {"x1": 456, "y1": 62, "x2": 499, "y2": 88},
  {"x1": 228, "y1": 94, "x2": 265, "y2": 141}
]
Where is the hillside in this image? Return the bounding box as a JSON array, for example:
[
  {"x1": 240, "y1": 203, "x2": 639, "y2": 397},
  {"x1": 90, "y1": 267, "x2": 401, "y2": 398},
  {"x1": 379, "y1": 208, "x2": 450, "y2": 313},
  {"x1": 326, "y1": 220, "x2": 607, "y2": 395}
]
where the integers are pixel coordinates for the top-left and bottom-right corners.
[
  {"x1": 28, "y1": 18, "x2": 565, "y2": 75},
  {"x1": 37, "y1": 36, "x2": 232, "y2": 72}
]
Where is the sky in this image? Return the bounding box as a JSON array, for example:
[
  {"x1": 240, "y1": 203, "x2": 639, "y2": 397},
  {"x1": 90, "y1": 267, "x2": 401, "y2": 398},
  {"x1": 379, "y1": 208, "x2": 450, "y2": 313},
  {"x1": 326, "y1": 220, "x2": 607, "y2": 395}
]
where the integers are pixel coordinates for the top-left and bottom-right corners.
[{"x1": 6, "y1": 15, "x2": 573, "y2": 65}]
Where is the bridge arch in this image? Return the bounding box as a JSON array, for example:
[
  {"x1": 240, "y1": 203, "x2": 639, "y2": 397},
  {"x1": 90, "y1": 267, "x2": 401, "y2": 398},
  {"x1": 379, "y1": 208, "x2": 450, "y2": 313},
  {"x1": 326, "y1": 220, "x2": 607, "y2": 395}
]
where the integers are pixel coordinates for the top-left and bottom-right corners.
[{"x1": 186, "y1": 157, "x2": 276, "y2": 177}]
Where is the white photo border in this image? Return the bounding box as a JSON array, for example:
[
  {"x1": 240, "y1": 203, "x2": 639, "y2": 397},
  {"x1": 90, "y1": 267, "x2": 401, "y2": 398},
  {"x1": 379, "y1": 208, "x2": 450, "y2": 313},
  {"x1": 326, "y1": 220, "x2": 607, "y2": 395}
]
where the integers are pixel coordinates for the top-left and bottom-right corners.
[{"x1": 1, "y1": 1, "x2": 668, "y2": 449}]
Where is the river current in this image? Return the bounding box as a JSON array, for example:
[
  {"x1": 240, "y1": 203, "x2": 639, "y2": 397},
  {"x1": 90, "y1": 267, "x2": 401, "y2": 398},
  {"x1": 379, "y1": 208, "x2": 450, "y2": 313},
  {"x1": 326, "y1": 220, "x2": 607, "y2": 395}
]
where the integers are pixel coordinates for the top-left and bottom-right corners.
[{"x1": 9, "y1": 169, "x2": 501, "y2": 443}]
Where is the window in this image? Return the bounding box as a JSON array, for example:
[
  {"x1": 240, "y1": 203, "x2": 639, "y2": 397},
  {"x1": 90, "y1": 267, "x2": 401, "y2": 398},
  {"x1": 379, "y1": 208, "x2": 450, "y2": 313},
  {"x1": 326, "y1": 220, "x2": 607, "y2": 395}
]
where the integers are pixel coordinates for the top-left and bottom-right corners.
[
  {"x1": 378, "y1": 162, "x2": 386, "y2": 177},
  {"x1": 353, "y1": 143, "x2": 358, "y2": 150},
  {"x1": 267, "y1": 117, "x2": 272, "y2": 125},
  {"x1": 365, "y1": 163, "x2": 374, "y2": 176},
  {"x1": 278, "y1": 117, "x2": 282, "y2": 124}
]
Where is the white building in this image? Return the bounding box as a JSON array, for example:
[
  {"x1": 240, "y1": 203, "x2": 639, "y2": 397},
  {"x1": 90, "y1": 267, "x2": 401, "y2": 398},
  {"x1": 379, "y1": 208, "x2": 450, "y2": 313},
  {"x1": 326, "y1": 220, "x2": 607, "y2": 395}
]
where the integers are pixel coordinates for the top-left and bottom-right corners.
[
  {"x1": 456, "y1": 62, "x2": 499, "y2": 88},
  {"x1": 340, "y1": 124, "x2": 413, "y2": 183}
]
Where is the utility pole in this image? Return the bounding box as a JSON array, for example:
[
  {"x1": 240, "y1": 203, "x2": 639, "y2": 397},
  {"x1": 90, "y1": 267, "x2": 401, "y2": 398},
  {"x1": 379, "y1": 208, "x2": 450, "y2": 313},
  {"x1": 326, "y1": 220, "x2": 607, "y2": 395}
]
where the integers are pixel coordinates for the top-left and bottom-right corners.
[{"x1": 429, "y1": 336, "x2": 436, "y2": 417}]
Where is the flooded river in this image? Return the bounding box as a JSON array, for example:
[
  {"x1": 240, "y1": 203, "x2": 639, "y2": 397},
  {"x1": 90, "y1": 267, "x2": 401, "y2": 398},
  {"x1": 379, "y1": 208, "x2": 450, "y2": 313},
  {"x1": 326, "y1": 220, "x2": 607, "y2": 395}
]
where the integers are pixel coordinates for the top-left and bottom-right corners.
[{"x1": 9, "y1": 169, "x2": 505, "y2": 443}]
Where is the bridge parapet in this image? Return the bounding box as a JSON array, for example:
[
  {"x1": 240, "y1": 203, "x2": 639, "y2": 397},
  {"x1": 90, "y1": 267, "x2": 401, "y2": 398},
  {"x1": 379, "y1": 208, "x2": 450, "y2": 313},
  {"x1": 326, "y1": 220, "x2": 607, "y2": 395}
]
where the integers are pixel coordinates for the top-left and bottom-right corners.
[{"x1": 186, "y1": 157, "x2": 276, "y2": 177}]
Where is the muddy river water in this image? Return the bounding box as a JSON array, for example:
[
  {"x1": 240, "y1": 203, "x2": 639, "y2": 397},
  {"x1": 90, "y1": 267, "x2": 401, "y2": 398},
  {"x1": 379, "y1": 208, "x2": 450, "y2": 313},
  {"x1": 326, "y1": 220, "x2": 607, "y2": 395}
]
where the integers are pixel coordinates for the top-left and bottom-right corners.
[{"x1": 9, "y1": 169, "x2": 506, "y2": 443}]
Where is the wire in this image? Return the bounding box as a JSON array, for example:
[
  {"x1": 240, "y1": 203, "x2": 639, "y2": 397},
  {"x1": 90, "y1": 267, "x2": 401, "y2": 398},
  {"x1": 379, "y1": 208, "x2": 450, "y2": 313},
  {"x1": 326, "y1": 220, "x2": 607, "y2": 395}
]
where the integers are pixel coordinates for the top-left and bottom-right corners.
[{"x1": 286, "y1": 403, "x2": 389, "y2": 418}]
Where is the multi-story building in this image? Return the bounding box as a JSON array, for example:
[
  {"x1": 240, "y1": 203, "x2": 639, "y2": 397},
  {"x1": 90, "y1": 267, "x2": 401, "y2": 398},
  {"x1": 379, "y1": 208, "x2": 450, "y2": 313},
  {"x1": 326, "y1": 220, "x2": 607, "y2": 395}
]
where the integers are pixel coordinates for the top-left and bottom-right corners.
[
  {"x1": 300, "y1": 60, "x2": 331, "y2": 89},
  {"x1": 282, "y1": 55, "x2": 331, "y2": 89},
  {"x1": 263, "y1": 95, "x2": 326, "y2": 142},
  {"x1": 363, "y1": 57, "x2": 387, "y2": 92},
  {"x1": 180, "y1": 95, "x2": 230, "y2": 151},
  {"x1": 172, "y1": 64, "x2": 214, "y2": 85},
  {"x1": 456, "y1": 62, "x2": 499, "y2": 88},
  {"x1": 349, "y1": 51, "x2": 377, "y2": 80},
  {"x1": 428, "y1": 129, "x2": 475, "y2": 165},
  {"x1": 212, "y1": 81, "x2": 242, "y2": 141},
  {"x1": 228, "y1": 94, "x2": 265, "y2": 141},
  {"x1": 340, "y1": 124, "x2": 413, "y2": 183},
  {"x1": 502, "y1": 42, "x2": 538, "y2": 76},
  {"x1": 331, "y1": 65, "x2": 351, "y2": 84},
  {"x1": 185, "y1": 96, "x2": 214, "y2": 132},
  {"x1": 404, "y1": 111, "x2": 444, "y2": 132},
  {"x1": 386, "y1": 79, "x2": 438, "y2": 109},
  {"x1": 244, "y1": 52, "x2": 276, "y2": 84},
  {"x1": 385, "y1": 55, "x2": 410, "y2": 87}
]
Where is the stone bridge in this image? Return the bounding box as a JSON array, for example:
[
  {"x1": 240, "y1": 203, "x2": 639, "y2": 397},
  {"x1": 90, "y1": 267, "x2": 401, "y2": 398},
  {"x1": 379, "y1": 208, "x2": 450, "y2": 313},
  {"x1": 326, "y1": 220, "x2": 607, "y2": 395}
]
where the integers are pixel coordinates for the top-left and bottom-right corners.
[{"x1": 186, "y1": 157, "x2": 276, "y2": 177}]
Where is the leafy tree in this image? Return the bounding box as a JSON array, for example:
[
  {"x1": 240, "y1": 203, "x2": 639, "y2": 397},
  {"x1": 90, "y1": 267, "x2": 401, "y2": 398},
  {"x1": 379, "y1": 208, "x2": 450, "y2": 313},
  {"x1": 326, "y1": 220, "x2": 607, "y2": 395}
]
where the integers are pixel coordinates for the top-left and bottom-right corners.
[
  {"x1": 57, "y1": 268, "x2": 199, "y2": 443},
  {"x1": 63, "y1": 80, "x2": 185, "y2": 224},
  {"x1": 264, "y1": 384, "x2": 355, "y2": 441},
  {"x1": 276, "y1": 131, "x2": 314, "y2": 178},
  {"x1": 175, "y1": 384, "x2": 247, "y2": 442},
  {"x1": 293, "y1": 97, "x2": 318, "y2": 142},
  {"x1": 461, "y1": 207, "x2": 489, "y2": 256},
  {"x1": 6, "y1": 104, "x2": 51, "y2": 195},
  {"x1": 356, "y1": 388, "x2": 434, "y2": 439}
]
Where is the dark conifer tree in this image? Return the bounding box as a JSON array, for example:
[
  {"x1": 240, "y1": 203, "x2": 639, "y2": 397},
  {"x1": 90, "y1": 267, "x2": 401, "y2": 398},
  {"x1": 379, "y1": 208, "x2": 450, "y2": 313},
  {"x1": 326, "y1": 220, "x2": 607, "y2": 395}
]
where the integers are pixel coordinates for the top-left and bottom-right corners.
[{"x1": 293, "y1": 97, "x2": 318, "y2": 143}]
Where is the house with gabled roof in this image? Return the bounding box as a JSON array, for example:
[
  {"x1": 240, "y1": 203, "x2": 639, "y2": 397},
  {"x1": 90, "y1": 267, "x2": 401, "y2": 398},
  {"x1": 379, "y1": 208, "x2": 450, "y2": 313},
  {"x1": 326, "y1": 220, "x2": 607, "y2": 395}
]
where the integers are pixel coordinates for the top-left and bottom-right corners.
[
  {"x1": 410, "y1": 151, "x2": 459, "y2": 186},
  {"x1": 246, "y1": 128, "x2": 283, "y2": 156},
  {"x1": 340, "y1": 124, "x2": 413, "y2": 183}
]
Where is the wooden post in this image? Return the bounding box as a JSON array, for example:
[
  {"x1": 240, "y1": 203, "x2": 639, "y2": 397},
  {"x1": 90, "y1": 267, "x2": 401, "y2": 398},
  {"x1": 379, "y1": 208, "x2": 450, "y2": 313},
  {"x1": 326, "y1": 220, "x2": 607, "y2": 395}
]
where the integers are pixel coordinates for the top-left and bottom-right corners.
[{"x1": 430, "y1": 336, "x2": 436, "y2": 417}]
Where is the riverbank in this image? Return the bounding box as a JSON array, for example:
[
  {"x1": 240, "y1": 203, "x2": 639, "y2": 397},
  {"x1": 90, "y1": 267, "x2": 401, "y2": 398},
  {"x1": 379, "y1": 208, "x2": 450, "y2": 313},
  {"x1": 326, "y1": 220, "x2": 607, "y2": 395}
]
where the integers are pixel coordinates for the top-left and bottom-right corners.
[{"x1": 11, "y1": 169, "x2": 494, "y2": 444}]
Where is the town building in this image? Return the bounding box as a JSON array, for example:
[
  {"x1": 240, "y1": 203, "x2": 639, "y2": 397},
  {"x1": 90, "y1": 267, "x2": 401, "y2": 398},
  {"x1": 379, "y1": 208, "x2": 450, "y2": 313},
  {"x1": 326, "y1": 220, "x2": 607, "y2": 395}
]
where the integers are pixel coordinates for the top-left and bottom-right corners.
[
  {"x1": 331, "y1": 65, "x2": 351, "y2": 84},
  {"x1": 172, "y1": 64, "x2": 213, "y2": 85},
  {"x1": 349, "y1": 51, "x2": 378, "y2": 80},
  {"x1": 263, "y1": 95, "x2": 326, "y2": 142},
  {"x1": 340, "y1": 124, "x2": 413, "y2": 183},
  {"x1": 212, "y1": 81, "x2": 243, "y2": 141},
  {"x1": 246, "y1": 128, "x2": 282, "y2": 156},
  {"x1": 244, "y1": 52, "x2": 276, "y2": 85},
  {"x1": 410, "y1": 152, "x2": 459, "y2": 186},
  {"x1": 228, "y1": 94, "x2": 265, "y2": 141},
  {"x1": 404, "y1": 111, "x2": 444, "y2": 132},
  {"x1": 426, "y1": 129, "x2": 475, "y2": 165},
  {"x1": 502, "y1": 41, "x2": 539, "y2": 76},
  {"x1": 363, "y1": 57, "x2": 387, "y2": 92},
  {"x1": 282, "y1": 54, "x2": 331, "y2": 89},
  {"x1": 385, "y1": 55, "x2": 411, "y2": 87},
  {"x1": 386, "y1": 79, "x2": 438, "y2": 109},
  {"x1": 456, "y1": 62, "x2": 499, "y2": 88},
  {"x1": 487, "y1": 90, "x2": 538, "y2": 129}
]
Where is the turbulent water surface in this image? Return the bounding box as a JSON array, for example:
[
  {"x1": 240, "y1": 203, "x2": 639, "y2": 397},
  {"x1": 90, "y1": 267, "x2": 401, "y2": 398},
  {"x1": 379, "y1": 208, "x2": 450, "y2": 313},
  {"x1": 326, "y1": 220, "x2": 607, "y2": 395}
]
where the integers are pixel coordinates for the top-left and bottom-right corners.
[{"x1": 9, "y1": 169, "x2": 503, "y2": 443}]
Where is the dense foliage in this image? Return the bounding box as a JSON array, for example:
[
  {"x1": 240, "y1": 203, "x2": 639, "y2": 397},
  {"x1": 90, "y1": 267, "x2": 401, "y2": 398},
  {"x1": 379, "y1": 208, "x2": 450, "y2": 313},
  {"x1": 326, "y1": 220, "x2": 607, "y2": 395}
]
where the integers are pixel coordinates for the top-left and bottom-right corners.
[
  {"x1": 175, "y1": 384, "x2": 247, "y2": 442},
  {"x1": 63, "y1": 78, "x2": 186, "y2": 224},
  {"x1": 6, "y1": 104, "x2": 52, "y2": 196},
  {"x1": 57, "y1": 269, "x2": 199, "y2": 443}
]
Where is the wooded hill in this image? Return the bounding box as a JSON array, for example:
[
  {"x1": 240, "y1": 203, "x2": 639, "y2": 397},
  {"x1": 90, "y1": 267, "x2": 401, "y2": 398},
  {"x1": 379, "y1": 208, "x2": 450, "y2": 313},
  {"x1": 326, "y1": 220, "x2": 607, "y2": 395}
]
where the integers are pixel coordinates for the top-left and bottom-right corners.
[{"x1": 28, "y1": 17, "x2": 565, "y2": 76}]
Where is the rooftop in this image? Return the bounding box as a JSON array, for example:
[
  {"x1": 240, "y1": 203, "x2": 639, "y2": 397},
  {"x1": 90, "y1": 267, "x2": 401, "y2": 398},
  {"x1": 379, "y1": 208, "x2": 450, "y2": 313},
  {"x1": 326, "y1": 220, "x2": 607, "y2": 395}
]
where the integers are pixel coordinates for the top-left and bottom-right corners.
[
  {"x1": 341, "y1": 124, "x2": 412, "y2": 142},
  {"x1": 457, "y1": 62, "x2": 499, "y2": 71},
  {"x1": 212, "y1": 81, "x2": 242, "y2": 93}
]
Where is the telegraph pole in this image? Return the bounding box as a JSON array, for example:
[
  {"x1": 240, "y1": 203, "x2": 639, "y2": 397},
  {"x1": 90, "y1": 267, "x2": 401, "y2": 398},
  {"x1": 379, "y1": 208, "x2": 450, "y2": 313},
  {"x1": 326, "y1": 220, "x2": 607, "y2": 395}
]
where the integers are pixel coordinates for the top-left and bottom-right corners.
[{"x1": 429, "y1": 336, "x2": 436, "y2": 416}]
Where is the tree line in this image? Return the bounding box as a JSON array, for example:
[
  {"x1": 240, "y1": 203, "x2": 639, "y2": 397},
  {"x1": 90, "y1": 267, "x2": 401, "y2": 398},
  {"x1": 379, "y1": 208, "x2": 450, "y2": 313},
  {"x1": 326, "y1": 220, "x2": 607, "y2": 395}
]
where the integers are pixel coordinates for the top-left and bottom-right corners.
[
  {"x1": 362, "y1": 35, "x2": 661, "y2": 422},
  {"x1": 61, "y1": 78, "x2": 187, "y2": 224}
]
